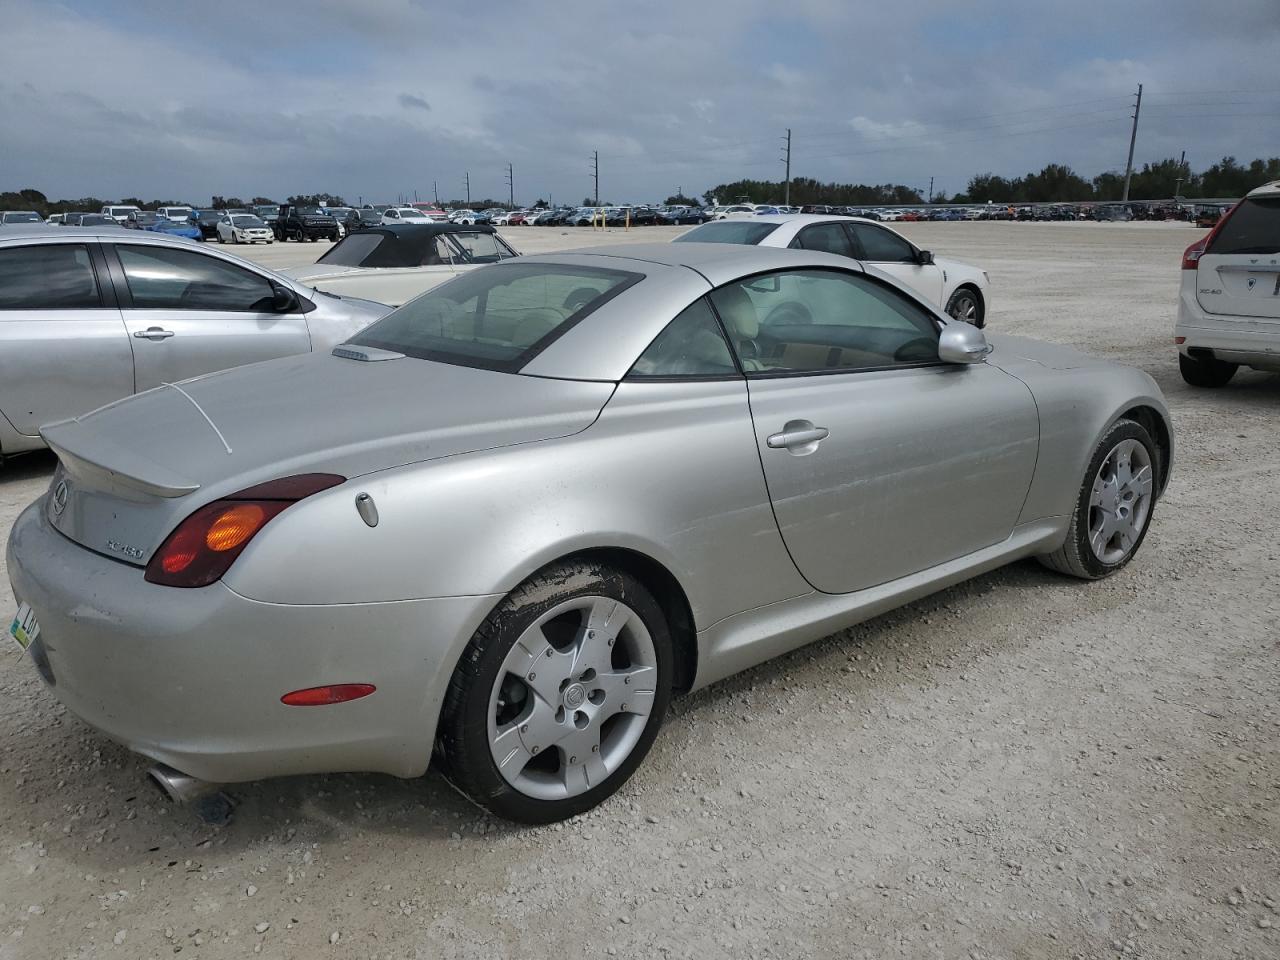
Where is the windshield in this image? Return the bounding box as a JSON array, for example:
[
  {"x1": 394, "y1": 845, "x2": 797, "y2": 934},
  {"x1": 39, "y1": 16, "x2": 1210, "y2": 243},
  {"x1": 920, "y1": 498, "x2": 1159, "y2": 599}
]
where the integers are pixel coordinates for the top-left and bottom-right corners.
[
  {"x1": 449, "y1": 231, "x2": 517, "y2": 263},
  {"x1": 673, "y1": 221, "x2": 782, "y2": 245},
  {"x1": 253, "y1": 206, "x2": 279, "y2": 215},
  {"x1": 349, "y1": 262, "x2": 640, "y2": 372},
  {"x1": 297, "y1": 206, "x2": 330, "y2": 216},
  {"x1": 232, "y1": 215, "x2": 266, "y2": 227},
  {"x1": 399, "y1": 209, "x2": 429, "y2": 219},
  {"x1": 1209, "y1": 198, "x2": 1280, "y2": 255},
  {"x1": 3, "y1": 212, "x2": 41, "y2": 222}
]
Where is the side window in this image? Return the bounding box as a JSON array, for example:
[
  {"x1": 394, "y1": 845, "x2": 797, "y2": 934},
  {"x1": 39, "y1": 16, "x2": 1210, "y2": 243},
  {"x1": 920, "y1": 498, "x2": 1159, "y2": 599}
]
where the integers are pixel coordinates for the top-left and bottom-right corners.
[
  {"x1": 116, "y1": 245, "x2": 276, "y2": 311},
  {"x1": 628, "y1": 298, "x2": 737, "y2": 379},
  {"x1": 709, "y1": 269, "x2": 938, "y2": 375},
  {"x1": 790, "y1": 223, "x2": 855, "y2": 258},
  {"x1": 0, "y1": 244, "x2": 101, "y2": 309},
  {"x1": 450, "y1": 232, "x2": 510, "y2": 263},
  {"x1": 849, "y1": 223, "x2": 918, "y2": 263}
]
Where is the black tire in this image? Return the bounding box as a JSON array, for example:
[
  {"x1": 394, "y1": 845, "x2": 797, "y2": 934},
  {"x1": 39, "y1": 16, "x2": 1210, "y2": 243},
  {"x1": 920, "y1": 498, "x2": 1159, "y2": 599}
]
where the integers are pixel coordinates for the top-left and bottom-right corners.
[
  {"x1": 436, "y1": 560, "x2": 673, "y2": 823},
  {"x1": 1038, "y1": 419, "x2": 1158, "y2": 580},
  {"x1": 945, "y1": 287, "x2": 984, "y2": 328},
  {"x1": 1179, "y1": 352, "x2": 1237, "y2": 388}
]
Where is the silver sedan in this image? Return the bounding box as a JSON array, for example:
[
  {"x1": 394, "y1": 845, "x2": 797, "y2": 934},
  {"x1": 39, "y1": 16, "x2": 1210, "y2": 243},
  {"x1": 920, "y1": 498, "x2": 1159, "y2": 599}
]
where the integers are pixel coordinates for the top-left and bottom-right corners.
[
  {"x1": 6, "y1": 243, "x2": 1172, "y2": 823},
  {"x1": 0, "y1": 227, "x2": 389, "y2": 456}
]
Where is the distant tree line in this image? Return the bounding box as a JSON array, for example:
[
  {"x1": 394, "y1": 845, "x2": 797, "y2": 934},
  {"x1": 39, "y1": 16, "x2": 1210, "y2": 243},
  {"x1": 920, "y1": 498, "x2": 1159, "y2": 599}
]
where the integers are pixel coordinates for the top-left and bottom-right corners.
[
  {"x1": 702, "y1": 177, "x2": 923, "y2": 206},
  {"x1": 952, "y1": 156, "x2": 1280, "y2": 204}
]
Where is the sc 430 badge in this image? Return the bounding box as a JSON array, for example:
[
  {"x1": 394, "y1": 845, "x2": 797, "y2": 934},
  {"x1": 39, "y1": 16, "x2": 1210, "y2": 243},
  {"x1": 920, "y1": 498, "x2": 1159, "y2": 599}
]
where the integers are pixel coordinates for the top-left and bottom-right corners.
[{"x1": 106, "y1": 540, "x2": 145, "y2": 560}]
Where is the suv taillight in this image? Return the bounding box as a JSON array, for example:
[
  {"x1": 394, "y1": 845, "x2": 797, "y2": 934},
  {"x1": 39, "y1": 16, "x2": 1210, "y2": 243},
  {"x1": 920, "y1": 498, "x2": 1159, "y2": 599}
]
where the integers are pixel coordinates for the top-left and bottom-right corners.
[
  {"x1": 145, "y1": 474, "x2": 344, "y2": 587},
  {"x1": 1183, "y1": 203, "x2": 1236, "y2": 269}
]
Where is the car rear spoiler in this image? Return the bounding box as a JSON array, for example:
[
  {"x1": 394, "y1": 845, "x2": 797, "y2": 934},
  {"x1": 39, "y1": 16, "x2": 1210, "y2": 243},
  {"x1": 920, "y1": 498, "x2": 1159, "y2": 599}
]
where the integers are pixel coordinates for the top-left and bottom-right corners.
[{"x1": 40, "y1": 419, "x2": 200, "y2": 499}]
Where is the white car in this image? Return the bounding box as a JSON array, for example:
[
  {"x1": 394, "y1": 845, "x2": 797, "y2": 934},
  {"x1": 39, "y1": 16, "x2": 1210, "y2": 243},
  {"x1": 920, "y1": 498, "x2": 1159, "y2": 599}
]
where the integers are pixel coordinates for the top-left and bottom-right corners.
[
  {"x1": 216, "y1": 213, "x2": 275, "y2": 244},
  {"x1": 490, "y1": 211, "x2": 516, "y2": 226},
  {"x1": 1175, "y1": 180, "x2": 1280, "y2": 386},
  {"x1": 100, "y1": 204, "x2": 141, "y2": 224},
  {"x1": 449, "y1": 209, "x2": 479, "y2": 225},
  {"x1": 716, "y1": 204, "x2": 758, "y2": 220},
  {"x1": 158, "y1": 206, "x2": 193, "y2": 222},
  {"x1": 282, "y1": 223, "x2": 520, "y2": 306},
  {"x1": 675, "y1": 214, "x2": 991, "y2": 325},
  {"x1": 381, "y1": 207, "x2": 434, "y2": 226}
]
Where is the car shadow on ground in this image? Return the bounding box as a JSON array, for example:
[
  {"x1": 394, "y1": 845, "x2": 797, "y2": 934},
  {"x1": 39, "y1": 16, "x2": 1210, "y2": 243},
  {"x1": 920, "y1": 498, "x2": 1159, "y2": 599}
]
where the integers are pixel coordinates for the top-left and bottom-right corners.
[
  {"x1": 0, "y1": 449, "x2": 57, "y2": 485},
  {"x1": 3, "y1": 553, "x2": 1079, "y2": 867}
]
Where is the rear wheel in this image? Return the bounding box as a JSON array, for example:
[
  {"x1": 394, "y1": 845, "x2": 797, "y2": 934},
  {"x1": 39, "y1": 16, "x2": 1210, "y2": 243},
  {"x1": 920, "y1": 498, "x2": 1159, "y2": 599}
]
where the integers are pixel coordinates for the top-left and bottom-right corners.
[
  {"x1": 1038, "y1": 419, "x2": 1158, "y2": 580},
  {"x1": 437, "y1": 560, "x2": 672, "y2": 823},
  {"x1": 1179, "y1": 352, "x2": 1237, "y2": 388}
]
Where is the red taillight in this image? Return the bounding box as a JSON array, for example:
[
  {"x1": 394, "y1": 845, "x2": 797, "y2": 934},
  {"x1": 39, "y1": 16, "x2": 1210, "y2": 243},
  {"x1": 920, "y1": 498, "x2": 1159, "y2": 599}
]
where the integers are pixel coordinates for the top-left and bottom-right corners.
[
  {"x1": 1183, "y1": 203, "x2": 1236, "y2": 269},
  {"x1": 281, "y1": 684, "x2": 376, "y2": 706},
  {"x1": 145, "y1": 473, "x2": 344, "y2": 587}
]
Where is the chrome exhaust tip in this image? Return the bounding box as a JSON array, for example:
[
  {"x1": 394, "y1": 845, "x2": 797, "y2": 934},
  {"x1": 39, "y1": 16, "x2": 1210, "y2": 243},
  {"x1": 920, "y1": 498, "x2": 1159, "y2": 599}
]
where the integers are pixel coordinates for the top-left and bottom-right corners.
[
  {"x1": 147, "y1": 764, "x2": 235, "y2": 824},
  {"x1": 147, "y1": 763, "x2": 215, "y2": 804}
]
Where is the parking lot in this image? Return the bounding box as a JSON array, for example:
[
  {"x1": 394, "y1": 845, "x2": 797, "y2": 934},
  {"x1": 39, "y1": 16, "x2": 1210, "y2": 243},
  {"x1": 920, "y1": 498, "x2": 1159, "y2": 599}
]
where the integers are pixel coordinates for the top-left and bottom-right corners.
[{"x1": 1, "y1": 221, "x2": 1276, "y2": 959}]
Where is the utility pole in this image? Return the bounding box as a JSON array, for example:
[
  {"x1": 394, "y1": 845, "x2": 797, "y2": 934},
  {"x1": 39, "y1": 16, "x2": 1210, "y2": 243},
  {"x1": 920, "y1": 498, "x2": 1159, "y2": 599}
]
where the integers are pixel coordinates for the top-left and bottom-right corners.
[
  {"x1": 928, "y1": 176, "x2": 934, "y2": 204},
  {"x1": 464, "y1": 171, "x2": 470, "y2": 206},
  {"x1": 592, "y1": 151, "x2": 599, "y2": 206},
  {"x1": 1121, "y1": 83, "x2": 1143, "y2": 202},
  {"x1": 780, "y1": 129, "x2": 792, "y2": 206},
  {"x1": 1173, "y1": 149, "x2": 1187, "y2": 200},
  {"x1": 432, "y1": 181, "x2": 438, "y2": 205},
  {"x1": 505, "y1": 163, "x2": 514, "y2": 209}
]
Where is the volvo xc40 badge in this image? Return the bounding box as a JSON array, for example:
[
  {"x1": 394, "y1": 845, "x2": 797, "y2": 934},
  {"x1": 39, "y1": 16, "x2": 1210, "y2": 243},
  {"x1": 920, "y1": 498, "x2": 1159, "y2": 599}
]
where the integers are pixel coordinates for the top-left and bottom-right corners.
[{"x1": 51, "y1": 480, "x2": 68, "y2": 517}]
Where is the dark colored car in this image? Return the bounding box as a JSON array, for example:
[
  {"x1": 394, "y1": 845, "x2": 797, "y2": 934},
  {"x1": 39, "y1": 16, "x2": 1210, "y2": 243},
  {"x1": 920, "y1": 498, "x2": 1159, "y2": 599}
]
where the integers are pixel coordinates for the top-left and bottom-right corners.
[
  {"x1": 190, "y1": 210, "x2": 227, "y2": 239},
  {"x1": 125, "y1": 211, "x2": 162, "y2": 229},
  {"x1": 343, "y1": 209, "x2": 383, "y2": 232},
  {"x1": 274, "y1": 204, "x2": 340, "y2": 242},
  {"x1": 67, "y1": 213, "x2": 117, "y2": 227}
]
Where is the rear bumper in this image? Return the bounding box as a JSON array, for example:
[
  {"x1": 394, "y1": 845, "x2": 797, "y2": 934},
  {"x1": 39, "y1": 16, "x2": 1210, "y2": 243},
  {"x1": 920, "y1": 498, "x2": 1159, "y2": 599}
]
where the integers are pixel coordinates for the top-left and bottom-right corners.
[
  {"x1": 1175, "y1": 291, "x2": 1280, "y2": 371},
  {"x1": 6, "y1": 501, "x2": 497, "y2": 783}
]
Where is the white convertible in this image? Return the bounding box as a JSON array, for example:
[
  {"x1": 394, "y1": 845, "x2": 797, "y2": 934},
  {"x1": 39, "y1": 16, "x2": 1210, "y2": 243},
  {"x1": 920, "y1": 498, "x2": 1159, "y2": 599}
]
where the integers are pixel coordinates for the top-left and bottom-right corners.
[
  {"x1": 675, "y1": 214, "x2": 992, "y2": 326},
  {"x1": 282, "y1": 223, "x2": 519, "y2": 306}
]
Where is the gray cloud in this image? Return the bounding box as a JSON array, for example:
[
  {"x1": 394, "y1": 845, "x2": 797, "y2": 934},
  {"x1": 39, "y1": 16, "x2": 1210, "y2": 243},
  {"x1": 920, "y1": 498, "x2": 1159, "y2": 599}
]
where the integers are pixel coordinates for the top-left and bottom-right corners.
[
  {"x1": 398, "y1": 93, "x2": 431, "y2": 112},
  {"x1": 1, "y1": 0, "x2": 1276, "y2": 205}
]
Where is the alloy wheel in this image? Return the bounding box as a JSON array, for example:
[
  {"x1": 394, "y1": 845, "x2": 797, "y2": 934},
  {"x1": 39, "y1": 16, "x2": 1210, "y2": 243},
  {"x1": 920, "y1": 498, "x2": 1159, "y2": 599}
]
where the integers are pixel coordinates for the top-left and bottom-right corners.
[
  {"x1": 947, "y1": 291, "x2": 979, "y2": 325},
  {"x1": 487, "y1": 596, "x2": 657, "y2": 800},
  {"x1": 1087, "y1": 438, "x2": 1153, "y2": 564}
]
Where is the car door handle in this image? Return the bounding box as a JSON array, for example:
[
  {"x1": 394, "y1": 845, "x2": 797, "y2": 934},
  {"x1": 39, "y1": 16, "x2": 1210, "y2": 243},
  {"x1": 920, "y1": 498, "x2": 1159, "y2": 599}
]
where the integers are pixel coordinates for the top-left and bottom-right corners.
[
  {"x1": 133, "y1": 327, "x2": 175, "y2": 340},
  {"x1": 767, "y1": 424, "x2": 830, "y2": 449}
]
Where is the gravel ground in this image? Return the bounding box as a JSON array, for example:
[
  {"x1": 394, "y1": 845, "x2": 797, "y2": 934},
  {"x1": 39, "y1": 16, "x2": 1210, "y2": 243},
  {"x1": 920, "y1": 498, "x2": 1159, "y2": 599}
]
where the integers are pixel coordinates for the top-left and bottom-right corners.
[{"x1": 1, "y1": 222, "x2": 1276, "y2": 960}]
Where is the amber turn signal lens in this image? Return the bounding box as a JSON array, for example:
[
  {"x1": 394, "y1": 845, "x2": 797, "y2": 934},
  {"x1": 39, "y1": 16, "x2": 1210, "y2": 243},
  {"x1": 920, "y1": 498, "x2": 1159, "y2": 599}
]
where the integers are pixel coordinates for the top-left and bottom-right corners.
[{"x1": 206, "y1": 504, "x2": 268, "y2": 552}]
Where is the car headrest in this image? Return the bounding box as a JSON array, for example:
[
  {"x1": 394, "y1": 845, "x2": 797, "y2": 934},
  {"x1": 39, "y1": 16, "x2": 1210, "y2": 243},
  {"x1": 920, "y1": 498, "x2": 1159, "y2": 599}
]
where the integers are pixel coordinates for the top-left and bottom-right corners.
[{"x1": 712, "y1": 285, "x2": 759, "y2": 339}]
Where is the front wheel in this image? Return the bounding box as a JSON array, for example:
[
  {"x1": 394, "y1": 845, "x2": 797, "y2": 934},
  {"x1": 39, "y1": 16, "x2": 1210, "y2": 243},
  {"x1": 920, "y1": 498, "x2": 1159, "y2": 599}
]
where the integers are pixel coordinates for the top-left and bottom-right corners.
[
  {"x1": 945, "y1": 287, "x2": 983, "y2": 327},
  {"x1": 436, "y1": 560, "x2": 672, "y2": 823},
  {"x1": 1038, "y1": 419, "x2": 1158, "y2": 580},
  {"x1": 1179, "y1": 352, "x2": 1237, "y2": 388}
]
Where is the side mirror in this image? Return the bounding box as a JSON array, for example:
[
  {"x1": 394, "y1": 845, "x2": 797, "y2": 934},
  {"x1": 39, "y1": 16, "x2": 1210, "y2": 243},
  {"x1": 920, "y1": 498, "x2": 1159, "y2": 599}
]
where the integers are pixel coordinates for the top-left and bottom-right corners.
[
  {"x1": 270, "y1": 283, "x2": 298, "y2": 312},
  {"x1": 917, "y1": 249, "x2": 935, "y2": 265},
  {"x1": 937, "y1": 322, "x2": 992, "y2": 364}
]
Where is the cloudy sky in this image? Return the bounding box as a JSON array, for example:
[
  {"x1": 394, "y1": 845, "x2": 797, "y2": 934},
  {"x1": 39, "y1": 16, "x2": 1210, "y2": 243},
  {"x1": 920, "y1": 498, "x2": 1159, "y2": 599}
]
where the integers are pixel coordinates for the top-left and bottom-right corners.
[{"x1": 4, "y1": 0, "x2": 1277, "y2": 205}]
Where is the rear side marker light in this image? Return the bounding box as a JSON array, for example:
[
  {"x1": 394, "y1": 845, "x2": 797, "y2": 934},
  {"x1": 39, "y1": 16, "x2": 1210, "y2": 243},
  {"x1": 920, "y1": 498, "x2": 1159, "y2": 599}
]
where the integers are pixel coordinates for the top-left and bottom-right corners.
[
  {"x1": 281, "y1": 684, "x2": 376, "y2": 706},
  {"x1": 146, "y1": 473, "x2": 344, "y2": 587},
  {"x1": 1174, "y1": 336, "x2": 1186, "y2": 344}
]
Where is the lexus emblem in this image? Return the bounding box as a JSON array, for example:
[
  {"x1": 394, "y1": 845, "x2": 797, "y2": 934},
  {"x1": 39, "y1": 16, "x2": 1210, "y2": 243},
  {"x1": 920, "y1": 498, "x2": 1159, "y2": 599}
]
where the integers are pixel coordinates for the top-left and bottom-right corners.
[{"x1": 51, "y1": 480, "x2": 68, "y2": 517}]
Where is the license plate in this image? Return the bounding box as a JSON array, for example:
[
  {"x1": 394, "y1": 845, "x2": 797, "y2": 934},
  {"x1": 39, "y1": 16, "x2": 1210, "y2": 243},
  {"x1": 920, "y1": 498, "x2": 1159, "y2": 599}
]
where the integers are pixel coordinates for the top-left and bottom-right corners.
[{"x1": 8, "y1": 603, "x2": 39, "y2": 651}]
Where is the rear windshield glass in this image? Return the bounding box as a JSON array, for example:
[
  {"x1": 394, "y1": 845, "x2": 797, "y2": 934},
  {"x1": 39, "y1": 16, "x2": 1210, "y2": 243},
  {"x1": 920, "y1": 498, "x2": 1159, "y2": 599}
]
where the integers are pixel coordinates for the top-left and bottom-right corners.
[
  {"x1": 1208, "y1": 198, "x2": 1280, "y2": 256},
  {"x1": 673, "y1": 221, "x2": 781, "y2": 245},
  {"x1": 349, "y1": 262, "x2": 641, "y2": 372}
]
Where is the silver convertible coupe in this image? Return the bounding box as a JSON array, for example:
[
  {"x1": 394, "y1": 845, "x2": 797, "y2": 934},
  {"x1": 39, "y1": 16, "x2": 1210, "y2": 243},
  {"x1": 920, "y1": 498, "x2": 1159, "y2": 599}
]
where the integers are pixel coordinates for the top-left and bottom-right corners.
[{"x1": 7, "y1": 243, "x2": 1173, "y2": 823}]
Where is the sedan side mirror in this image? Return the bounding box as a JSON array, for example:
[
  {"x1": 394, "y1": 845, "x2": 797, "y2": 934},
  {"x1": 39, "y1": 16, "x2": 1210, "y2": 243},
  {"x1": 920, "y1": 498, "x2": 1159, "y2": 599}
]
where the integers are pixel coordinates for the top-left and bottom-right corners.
[
  {"x1": 270, "y1": 283, "x2": 299, "y2": 312},
  {"x1": 937, "y1": 322, "x2": 992, "y2": 364},
  {"x1": 916, "y1": 249, "x2": 935, "y2": 265}
]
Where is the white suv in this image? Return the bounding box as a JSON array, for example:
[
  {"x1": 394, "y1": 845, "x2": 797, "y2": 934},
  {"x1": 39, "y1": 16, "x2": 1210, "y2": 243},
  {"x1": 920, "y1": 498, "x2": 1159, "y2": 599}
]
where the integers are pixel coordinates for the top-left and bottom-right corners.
[{"x1": 1175, "y1": 180, "x2": 1280, "y2": 386}]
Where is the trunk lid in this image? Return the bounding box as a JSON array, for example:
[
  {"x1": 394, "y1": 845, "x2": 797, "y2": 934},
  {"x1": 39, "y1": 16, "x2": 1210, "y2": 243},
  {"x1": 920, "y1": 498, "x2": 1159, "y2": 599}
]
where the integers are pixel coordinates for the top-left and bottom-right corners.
[
  {"x1": 42, "y1": 352, "x2": 614, "y2": 567},
  {"x1": 1196, "y1": 195, "x2": 1280, "y2": 320}
]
